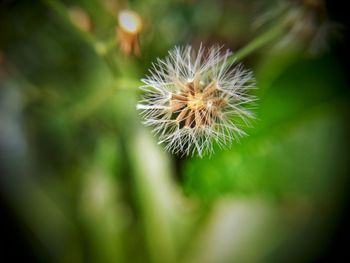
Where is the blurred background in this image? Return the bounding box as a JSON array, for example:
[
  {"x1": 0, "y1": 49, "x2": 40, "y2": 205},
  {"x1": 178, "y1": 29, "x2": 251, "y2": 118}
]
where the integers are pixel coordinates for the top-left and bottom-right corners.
[{"x1": 0, "y1": 0, "x2": 349, "y2": 262}]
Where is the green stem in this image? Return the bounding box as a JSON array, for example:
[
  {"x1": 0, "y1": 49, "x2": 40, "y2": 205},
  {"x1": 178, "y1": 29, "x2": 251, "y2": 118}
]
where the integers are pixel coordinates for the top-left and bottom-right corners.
[
  {"x1": 66, "y1": 78, "x2": 142, "y2": 121},
  {"x1": 43, "y1": 0, "x2": 143, "y2": 120},
  {"x1": 43, "y1": 0, "x2": 112, "y2": 57},
  {"x1": 231, "y1": 25, "x2": 285, "y2": 63},
  {"x1": 126, "y1": 127, "x2": 178, "y2": 263}
]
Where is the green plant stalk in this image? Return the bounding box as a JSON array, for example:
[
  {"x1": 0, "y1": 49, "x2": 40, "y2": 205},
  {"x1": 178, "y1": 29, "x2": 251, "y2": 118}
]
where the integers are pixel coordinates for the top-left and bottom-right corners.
[
  {"x1": 43, "y1": 0, "x2": 100, "y2": 51},
  {"x1": 231, "y1": 24, "x2": 285, "y2": 63},
  {"x1": 107, "y1": 89, "x2": 179, "y2": 263},
  {"x1": 125, "y1": 122, "x2": 179, "y2": 263},
  {"x1": 43, "y1": 0, "x2": 117, "y2": 59},
  {"x1": 44, "y1": 0, "x2": 143, "y2": 120},
  {"x1": 65, "y1": 78, "x2": 142, "y2": 121}
]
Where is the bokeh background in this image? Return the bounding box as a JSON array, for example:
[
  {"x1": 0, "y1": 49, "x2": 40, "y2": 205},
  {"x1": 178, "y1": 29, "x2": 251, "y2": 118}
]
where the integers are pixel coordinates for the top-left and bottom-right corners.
[{"x1": 1, "y1": 0, "x2": 349, "y2": 262}]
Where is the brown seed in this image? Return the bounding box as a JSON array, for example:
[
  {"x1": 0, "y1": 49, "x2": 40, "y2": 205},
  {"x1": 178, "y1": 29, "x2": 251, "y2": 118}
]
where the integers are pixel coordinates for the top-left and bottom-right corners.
[
  {"x1": 176, "y1": 108, "x2": 189, "y2": 123},
  {"x1": 185, "y1": 111, "x2": 194, "y2": 127},
  {"x1": 203, "y1": 81, "x2": 217, "y2": 98}
]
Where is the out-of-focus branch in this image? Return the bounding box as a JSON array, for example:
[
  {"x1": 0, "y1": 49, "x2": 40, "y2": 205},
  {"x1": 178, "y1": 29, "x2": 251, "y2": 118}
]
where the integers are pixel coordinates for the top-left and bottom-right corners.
[{"x1": 231, "y1": 24, "x2": 285, "y2": 63}]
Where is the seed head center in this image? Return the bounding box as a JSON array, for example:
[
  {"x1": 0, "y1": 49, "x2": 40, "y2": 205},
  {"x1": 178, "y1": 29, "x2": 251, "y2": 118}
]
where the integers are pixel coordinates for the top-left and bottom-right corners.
[{"x1": 187, "y1": 93, "x2": 205, "y2": 111}]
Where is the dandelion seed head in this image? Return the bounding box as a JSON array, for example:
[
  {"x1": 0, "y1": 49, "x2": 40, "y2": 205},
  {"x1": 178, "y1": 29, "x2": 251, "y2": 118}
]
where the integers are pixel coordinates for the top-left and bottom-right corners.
[{"x1": 137, "y1": 45, "x2": 257, "y2": 157}]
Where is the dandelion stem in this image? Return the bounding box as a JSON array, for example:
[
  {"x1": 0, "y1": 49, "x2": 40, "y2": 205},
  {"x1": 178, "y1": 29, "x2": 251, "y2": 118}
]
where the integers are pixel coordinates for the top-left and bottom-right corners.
[
  {"x1": 126, "y1": 127, "x2": 178, "y2": 263},
  {"x1": 232, "y1": 24, "x2": 285, "y2": 62}
]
